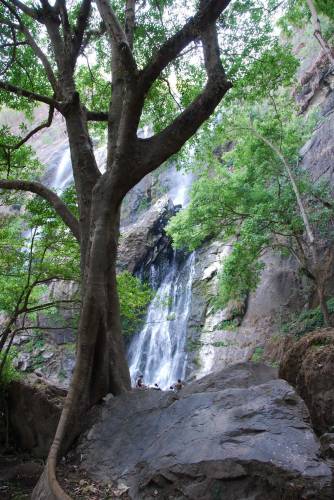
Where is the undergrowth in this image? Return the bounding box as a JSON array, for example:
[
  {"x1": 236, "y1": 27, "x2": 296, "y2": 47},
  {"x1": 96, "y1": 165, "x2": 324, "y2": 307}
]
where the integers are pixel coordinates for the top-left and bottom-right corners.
[{"x1": 281, "y1": 297, "x2": 334, "y2": 338}]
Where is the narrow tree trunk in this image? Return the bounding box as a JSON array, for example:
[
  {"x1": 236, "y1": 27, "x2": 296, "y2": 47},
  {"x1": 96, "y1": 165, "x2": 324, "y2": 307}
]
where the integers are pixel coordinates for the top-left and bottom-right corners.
[{"x1": 306, "y1": 0, "x2": 334, "y2": 65}]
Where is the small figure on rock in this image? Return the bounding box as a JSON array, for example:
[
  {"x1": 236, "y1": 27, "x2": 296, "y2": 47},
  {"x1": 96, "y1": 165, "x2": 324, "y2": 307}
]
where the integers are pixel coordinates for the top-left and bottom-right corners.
[
  {"x1": 153, "y1": 383, "x2": 161, "y2": 391},
  {"x1": 136, "y1": 374, "x2": 146, "y2": 389},
  {"x1": 175, "y1": 379, "x2": 184, "y2": 391}
]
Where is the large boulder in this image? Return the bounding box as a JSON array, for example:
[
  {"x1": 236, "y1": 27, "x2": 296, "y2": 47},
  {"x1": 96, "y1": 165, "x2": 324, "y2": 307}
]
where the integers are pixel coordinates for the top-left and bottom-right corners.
[
  {"x1": 7, "y1": 377, "x2": 64, "y2": 457},
  {"x1": 279, "y1": 328, "x2": 334, "y2": 435},
  {"x1": 76, "y1": 362, "x2": 332, "y2": 499}
]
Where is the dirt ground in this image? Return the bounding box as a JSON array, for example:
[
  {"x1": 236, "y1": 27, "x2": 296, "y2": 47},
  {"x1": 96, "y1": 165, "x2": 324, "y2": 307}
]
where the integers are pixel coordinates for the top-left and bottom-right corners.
[{"x1": 0, "y1": 447, "x2": 130, "y2": 499}]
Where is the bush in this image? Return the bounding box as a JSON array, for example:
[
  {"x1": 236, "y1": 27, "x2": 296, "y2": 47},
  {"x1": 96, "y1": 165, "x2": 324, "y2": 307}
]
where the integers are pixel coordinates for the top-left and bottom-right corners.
[
  {"x1": 281, "y1": 298, "x2": 334, "y2": 338},
  {"x1": 0, "y1": 348, "x2": 21, "y2": 389},
  {"x1": 251, "y1": 347, "x2": 264, "y2": 363}
]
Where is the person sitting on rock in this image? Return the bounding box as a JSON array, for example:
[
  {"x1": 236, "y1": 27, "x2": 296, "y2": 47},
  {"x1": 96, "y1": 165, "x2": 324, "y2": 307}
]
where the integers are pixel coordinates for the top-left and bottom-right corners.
[
  {"x1": 175, "y1": 379, "x2": 183, "y2": 391},
  {"x1": 136, "y1": 374, "x2": 146, "y2": 389}
]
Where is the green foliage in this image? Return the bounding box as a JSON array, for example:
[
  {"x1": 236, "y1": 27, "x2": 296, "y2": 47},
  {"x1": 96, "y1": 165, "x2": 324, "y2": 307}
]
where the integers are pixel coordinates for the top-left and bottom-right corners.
[
  {"x1": 186, "y1": 339, "x2": 203, "y2": 352},
  {"x1": 117, "y1": 271, "x2": 154, "y2": 336},
  {"x1": 315, "y1": 0, "x2": 334, "y2": 21},
  {"x1": 0, "y1": 348, "x2": 20, "y2": 389},
  {"x1": 167, "y1": 97, "x2": 332, "y2": 307},
  {"x1": 281, "y1": 298, "x2": 334, "y2": 338},
  {"x1": 0, "y1": 185, "x2": 152, "y2": 340},
  {"x1": 215, "y1": 319, "x2": 239, "y2": 331},
  {"x1": 251, "y1": 346, "x2": 264, "y2": 363}
]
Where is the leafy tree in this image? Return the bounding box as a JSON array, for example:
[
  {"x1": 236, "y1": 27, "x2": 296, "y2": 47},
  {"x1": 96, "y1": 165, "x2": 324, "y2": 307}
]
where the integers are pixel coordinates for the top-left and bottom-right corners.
[
  {"x1": 0, "y1": 0, "x2": 295, "y2": 496},
  {"x1": 167, "y1": 100, "x2": 334, "y2": 323},
  {"x1": 0, "y1": 188, "x2": 153, "y2": 374}
]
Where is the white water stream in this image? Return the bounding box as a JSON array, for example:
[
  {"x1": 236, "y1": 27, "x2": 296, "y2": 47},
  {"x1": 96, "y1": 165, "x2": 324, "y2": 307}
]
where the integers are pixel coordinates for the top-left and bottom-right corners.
[{"x1": 128, "y1": 252, "x2": 195, "y2": 389}]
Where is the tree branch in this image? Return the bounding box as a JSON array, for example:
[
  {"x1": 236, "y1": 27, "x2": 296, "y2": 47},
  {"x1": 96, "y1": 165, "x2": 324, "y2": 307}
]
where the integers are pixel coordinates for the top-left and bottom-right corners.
[
  {"x1": 139, "y1": 0, "x2": 231, "y2": 92},
  {"x1": 95, "y1": 0, "x2": 137, "y2": 74},
  {"x1": 3, "y1": 0, "x2": 40, "y2": 20},
  {"x1": 306, "y1": 0, "x2": 334, "y2": 65},
  {"x1": 0, "y1": 80, "x2": 61, "y2": 108},
  {"x1": 85, "y1": 109, "x2": 109, "y2": 121},
  {"x1": 72, "y1": 0, "x2": 92, "y2": 62},
  {"x1": 0, "y1": 179, "x2": 80, "y2": 241},
  {"x1": 125, "y1": 0, "x2": 136, "y2": 50},
  {"x1": 135, "y1": 75, "x2": 231, "y2": 180},
  {"x1": 8, "y1": 105, "x2": 55, "y2": 150}
]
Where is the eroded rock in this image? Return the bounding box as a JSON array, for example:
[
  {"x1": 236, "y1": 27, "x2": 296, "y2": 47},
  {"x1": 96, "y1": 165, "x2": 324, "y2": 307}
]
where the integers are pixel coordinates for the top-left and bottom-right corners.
[
  {"x1": 279, "y1": 328, "x2": 334, "y2": 435},
  {"x1": 77, "y1": 362, "x2": 332, "y2": 499}
]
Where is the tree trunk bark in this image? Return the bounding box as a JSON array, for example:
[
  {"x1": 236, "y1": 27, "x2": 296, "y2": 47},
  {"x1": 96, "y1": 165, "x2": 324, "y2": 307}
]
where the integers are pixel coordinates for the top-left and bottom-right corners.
[{"x1": 32, "y1": 173, "x2": 131, "y2": 499}]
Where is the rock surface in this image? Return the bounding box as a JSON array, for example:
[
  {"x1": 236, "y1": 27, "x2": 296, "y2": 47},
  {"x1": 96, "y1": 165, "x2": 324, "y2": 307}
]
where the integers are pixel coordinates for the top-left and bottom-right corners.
[
  {"x1": 280, "y1": 328, "x2": 334, "y2": 435},
  {"x1": 77, "y1": 362, "x2": 332, "y2": 499},
  {"x1": 117, "y1": 195, "x2": 175, "y2": 275}
]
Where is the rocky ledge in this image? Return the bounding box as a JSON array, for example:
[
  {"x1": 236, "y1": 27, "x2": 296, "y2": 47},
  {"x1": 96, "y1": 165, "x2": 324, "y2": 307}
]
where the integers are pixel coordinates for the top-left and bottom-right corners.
[{"x1": 76, "y1": 362, "x2": 332, "y2": 499}]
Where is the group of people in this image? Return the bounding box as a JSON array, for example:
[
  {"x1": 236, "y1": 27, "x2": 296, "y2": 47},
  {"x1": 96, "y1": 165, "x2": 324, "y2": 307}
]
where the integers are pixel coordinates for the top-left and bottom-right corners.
[{"x1": 135, "y1": 375, "x2": 184, "y2": 392}]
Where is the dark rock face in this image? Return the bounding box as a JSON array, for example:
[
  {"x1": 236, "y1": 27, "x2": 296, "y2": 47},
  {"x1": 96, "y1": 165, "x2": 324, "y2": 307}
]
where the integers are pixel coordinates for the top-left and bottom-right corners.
[
  {"x1": 117, "y1": 196, "x2": 175, "y2": 276},
  {"x1": 77, "y1": 362, "x2": 332, "y2": 499},
  {"x1": 280, "y1": 328, "x2": 334, "y2": 435},
  {"x1": 7, "y1": 378, "x2": 64, "y2": 457}
]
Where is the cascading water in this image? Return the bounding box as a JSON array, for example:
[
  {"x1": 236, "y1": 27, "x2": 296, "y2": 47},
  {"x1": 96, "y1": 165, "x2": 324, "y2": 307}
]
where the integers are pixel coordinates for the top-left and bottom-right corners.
[
  {"x1": 128, "y1": 251, "x2": 195, "y2": 389},
  {"x1": 52, "y1": 147, "x2": 73, "y2": 190}
]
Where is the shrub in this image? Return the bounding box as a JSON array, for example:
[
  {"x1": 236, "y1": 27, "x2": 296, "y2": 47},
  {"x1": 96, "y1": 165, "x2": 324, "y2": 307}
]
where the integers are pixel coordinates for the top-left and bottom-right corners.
[
  {"x1": 0, "y1": 348, "x2": 21, "y2": 389},
  {"x1": 281, "y1": 298, "x2": 334, "y2": 338}
]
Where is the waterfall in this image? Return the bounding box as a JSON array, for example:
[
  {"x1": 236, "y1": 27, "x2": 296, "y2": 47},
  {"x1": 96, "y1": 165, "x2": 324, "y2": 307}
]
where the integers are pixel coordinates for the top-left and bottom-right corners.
[
  {"x1": 51, "y1": 147, "x2": 73, "y2": 191},
  {"x1": 128, "y1": 252, "x2": 195, "y2": 389},
  {"x1": 48, "y1": 144, "x2": 107, "y2": 192}
]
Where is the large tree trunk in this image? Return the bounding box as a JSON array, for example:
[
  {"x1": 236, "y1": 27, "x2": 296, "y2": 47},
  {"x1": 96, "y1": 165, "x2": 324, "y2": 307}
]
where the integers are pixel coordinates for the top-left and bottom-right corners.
[
  {"x1": 32, "y1": 171, "x2": 131, "y2": 500},
  {"x1": 64, "y1": 105, "x2": 131, "y2": 399}
]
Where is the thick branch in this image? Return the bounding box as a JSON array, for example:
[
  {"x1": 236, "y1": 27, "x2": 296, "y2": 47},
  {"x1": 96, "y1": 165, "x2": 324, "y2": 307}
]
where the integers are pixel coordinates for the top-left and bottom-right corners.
[
  {"x1": 125, "y1": 0, "x2": 136, "y2": 49},
  {"x1": 0, "y1": 179, "x2": 80, "y2": 241},
  {"x1": 72, "y1": 0, "x2": 92, "y2": 61},
  {"x1": 136, "y1": 73, "x2": 231, "y2": 180},
  {"x1": 140, "y1": 0, "x2": 231, "y2": 92},
  {"x1": 95, "y1": 0, "x2": 137, "y2": 74},
  {"x1": 85, "y1": 109, "x2": 109, "y2": 121},
  {"x1": 134, "y1": 15, "x2": 231, "y2": 182},
  {"x1": 0, "y1": 80, "x2": 61, "y2": 108},
  {"x1": 4, "y1": 0, "x2": 40, "y2": 20},
  {"x1": 21, "y1": 25, "x2": 59, "y2": 93}
]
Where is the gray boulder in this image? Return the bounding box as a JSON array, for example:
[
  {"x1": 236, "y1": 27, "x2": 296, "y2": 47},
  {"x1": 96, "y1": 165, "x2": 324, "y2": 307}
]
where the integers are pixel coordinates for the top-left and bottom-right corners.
[{"x1": 77, "y1": 362, "x2": 332, "y2": 499}]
